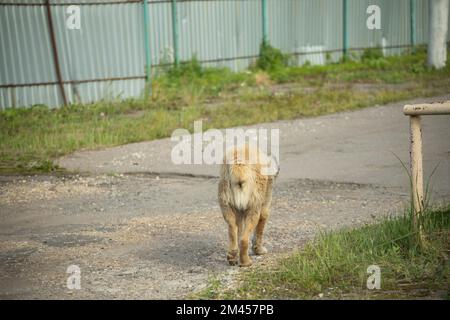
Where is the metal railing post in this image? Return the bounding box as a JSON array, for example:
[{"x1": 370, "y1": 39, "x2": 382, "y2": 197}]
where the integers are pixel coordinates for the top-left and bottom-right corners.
[
  {"x1": 142, "y1": 0, "x2": 152, "y2": 96},
  {"x1": 409, "y1": 115, "x2": 424, "y2": 226},
  {"x1": 171, "y1": 0, "x2": 179, "y2": 66},
  {"x1": 410, "y1": 0, "x2": 416, "y2": 48},
  {"x1": 342, "y1": 0, "x2": 348, "y2": 59},
  {"x1": 45, "y1": 0, "x2": 68, "y2": 106},
  {"x1": 262, "y1": 0, "x2": 268, "y2": 44},
  {"x1": 403, "y1": 101, "x2": 450, "y2": 244}
]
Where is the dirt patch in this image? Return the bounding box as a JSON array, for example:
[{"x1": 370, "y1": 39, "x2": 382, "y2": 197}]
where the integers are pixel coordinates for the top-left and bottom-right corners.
[
  {"x1": 0, "y1": 174, "x2": 408, "y2": 299},
  {"x1": 0, "y1": 175, "x2": 106, "y2": 205}
]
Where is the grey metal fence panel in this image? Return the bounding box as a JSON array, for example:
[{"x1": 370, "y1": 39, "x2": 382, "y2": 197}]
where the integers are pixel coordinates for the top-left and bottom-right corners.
[
  {"x1": 0, "y1": 0, "x2": 145, "y2": 109},
  {"x1": 174, "y1": 0, "x2": 261, "y2": 71},
  {"x1": 273, "y1": 0, "x2": 343, "y2": 64},
  {"x1": 147, "y1": 1, "x2": 173, "y2": 69},
  {"x1": 416, "y1": 0, "x2": 430, "y2": 44},
  {"x1": 51, "y1": 2, "x2": 145, "y2": 104},
  {"x1": 1, "y1": 0, "x2": 449, "y2": 109},
  {"x1": 0, "y1": 3, "x2": 61, "y2": 108},
  {"x1": 346, "y1": 0, "x2": 409, "y2": 55}
]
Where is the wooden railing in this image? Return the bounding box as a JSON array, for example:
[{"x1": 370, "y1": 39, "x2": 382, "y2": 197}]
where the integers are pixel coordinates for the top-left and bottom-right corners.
[{"x1": 403, "y1": 101, "x2": 450, "y2": 241}]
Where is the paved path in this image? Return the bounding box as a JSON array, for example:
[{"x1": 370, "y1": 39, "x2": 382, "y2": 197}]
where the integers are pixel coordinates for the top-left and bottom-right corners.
[
  {"x1": 0, "y1": 95, "x2": 449, "y2": 299},
  {"x1": 59, "y1": 95, "x2": 450, "y2": 196}
]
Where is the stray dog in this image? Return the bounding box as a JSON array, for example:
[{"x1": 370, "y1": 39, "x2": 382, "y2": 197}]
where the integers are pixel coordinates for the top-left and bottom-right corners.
[{"x1": 218, "y1": 144, "x2": 279, "y2": 267}]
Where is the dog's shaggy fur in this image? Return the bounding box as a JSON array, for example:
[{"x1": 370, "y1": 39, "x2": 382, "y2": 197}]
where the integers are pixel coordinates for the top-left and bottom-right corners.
[{"x1": 218, "y1": 144, "x2": 278, "y2": 267}]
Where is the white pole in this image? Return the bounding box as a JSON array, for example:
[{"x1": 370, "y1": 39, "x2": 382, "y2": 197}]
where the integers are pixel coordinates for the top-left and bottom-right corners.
[
  {"x1": 428, "y1": 0, "x2": 449, "y2": 69},
  {"x1": 409, "y1": 115, "x2": 424, "y2": 240},
  {"x1": 403, "y1": 101, "x2": 450, "y2": 244}
]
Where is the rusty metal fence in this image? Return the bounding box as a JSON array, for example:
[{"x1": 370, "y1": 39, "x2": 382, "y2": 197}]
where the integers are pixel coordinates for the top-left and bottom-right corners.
[{"x1": 0, "y1": 0, "x2": 448, "y2": 109}]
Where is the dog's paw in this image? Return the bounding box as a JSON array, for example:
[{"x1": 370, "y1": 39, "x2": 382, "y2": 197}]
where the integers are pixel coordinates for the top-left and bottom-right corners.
[
  {"x1": 239, "y1": 259, "x2": 253, "y2": 267},
  {"x1": 228, "y1": 259, "x2": 238, "y2": 266},
  {"x1": 227, "y1": 250, "x2": 238, "y2": 266},
  {"x1": 253, "y1": 245, "x2": 268, "y2": 255}
]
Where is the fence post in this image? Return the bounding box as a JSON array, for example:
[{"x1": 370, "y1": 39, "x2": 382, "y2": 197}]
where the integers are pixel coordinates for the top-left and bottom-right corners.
[
  {"x1": 409, "y1": 115, "x2": 424, "y2": 234},
  {"x1": 171, "y1": 0, "x2": 179, "y2": 66},
  {"x1": 262, "y1": 0, "x2": 268, "y2": 44},
  {"x1": 142, "y1": 0, "x2": 152, "y2": 96},
  {"x1": 342, "y1": 0, "x2": 348, "y2": 59},
  {"x1": 410, "y1": 0, "x2": 416, "y2": 48},
  {"x1": 45, "y1": 0, "x2": 68, "y2": 106},
  {"x1": 404, "y1": 102, "x2": 450, "y2": 245}
]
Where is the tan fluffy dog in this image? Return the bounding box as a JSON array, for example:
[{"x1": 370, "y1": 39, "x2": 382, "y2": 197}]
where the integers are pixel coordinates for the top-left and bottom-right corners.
[{"x1": 218, "y1": 144, "x2": 278, "y2": 267}]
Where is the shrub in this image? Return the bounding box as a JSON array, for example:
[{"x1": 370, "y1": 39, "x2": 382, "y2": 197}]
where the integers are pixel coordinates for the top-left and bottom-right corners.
[
  {"x1": 255, "y1": 41, "x2": 288, "y2": 71},
  {"x1": 361, "y1": 47, "x2": 384, "y2": 61}
]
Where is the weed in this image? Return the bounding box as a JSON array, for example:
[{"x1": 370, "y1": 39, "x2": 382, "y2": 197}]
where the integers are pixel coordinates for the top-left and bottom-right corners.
[{"x1": 255, "y1": 41, "x2": 289, "y2": 71}]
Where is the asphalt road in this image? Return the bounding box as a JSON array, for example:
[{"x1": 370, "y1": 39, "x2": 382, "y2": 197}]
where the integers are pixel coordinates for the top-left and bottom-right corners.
[
  {"x1": 59, "y1": 95, "x2": 450, "y2": 196},
  {"x1": 0, "y1": 95, "x2": 449, "y2": 299}
]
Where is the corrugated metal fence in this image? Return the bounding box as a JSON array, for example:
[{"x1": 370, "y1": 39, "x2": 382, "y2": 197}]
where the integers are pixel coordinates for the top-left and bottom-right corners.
[{"x1": 0, "y1": 0, "x2": 449, "y2": 109}]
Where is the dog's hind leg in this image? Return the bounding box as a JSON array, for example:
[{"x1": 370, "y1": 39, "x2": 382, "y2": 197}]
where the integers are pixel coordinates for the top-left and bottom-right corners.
[
  {"x1": 252, "y1": 207, "x2": 269, "y2": 255},
  {"x1": 221, "y1": 206, "x2": 239, "y2": 266}
]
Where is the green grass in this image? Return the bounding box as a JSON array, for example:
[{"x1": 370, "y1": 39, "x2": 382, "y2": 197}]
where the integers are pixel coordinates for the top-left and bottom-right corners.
[
  {"x1": 197, "y1": 205, "x2": 450, "y2": 300},
  {"x1": 1, "y1": 47, "x2": 450, "y2": 173},
  {"x1": 269, "y1": 47, "x2": 450, "y2": 84}
]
